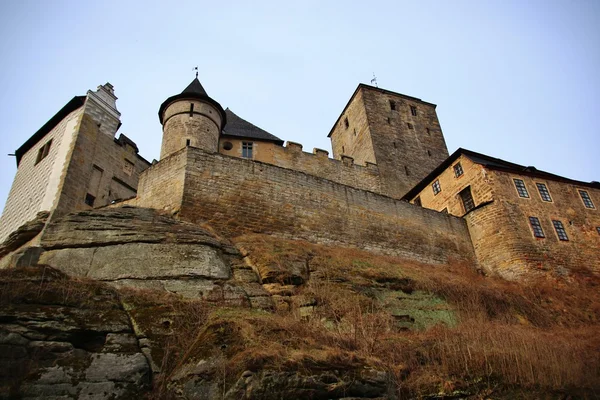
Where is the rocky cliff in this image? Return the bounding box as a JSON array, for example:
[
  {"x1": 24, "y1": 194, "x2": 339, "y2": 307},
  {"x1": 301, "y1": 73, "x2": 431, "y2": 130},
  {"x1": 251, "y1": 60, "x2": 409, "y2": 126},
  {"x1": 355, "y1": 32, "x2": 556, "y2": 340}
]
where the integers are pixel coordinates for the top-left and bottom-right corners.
[{"x1": 1, "y1": 207, "x2": 599, "y2": 399}]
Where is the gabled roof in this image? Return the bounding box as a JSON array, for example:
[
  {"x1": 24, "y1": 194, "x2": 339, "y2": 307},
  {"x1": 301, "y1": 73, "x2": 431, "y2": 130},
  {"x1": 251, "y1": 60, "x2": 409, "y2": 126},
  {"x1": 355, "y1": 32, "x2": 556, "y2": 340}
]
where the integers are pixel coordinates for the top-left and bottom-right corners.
[
  {"x1": 15, "y1": 96, "x2": 86, "y2": 166},
  {"x1": 221, "y1": 109, "x2": 283, "y2": 145},
  {"x1": 327, "y1": 83, "x2": 437, "y2": 138},
  {"x1": 158, "y1": 77, "x2": 226, "y2": 126},
  {"x1": 402, "y1": 148, "x2": 600, "y2": 201}
]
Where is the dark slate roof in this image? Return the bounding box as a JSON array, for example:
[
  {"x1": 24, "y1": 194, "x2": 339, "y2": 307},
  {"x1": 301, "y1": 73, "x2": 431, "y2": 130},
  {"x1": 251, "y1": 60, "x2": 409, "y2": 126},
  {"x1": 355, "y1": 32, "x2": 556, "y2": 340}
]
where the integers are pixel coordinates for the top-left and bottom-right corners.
[
  {"x1": 15, "y1": 96, "x2": 86, "y2": 166},
  {"x1": 402, "y1": 148, "x2": 600, "y2": 201},
  {"x1": 181, "y1": 78, "x2": 207, "y2": 96},
  {"x1": 221, "y1": 108, "x2": 283, "y2": 145},
  {"x1": 158, "y1": 77, "x2": 226, "y2": 126}
]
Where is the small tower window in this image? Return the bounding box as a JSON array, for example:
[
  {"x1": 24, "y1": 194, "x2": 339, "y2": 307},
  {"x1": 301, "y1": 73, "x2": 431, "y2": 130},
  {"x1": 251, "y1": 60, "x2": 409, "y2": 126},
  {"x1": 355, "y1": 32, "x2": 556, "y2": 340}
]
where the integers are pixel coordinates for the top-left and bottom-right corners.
[
  {"x1": 410, "y1": 106, "x2": 417, "y2": 116},
  {"x1": 189, "y1": 103, "x2": 194, "y2": 117},
  {"x1": 186, "y1": 139, "x2": 191, "y2": 146},
  {"x1": 389, "y1": 100, "x2": 396, "y2": 110},
  {"x1": 404, "y1": 165, "x2": 409, "y2": 176},
  {"x1": 85, "y1": 193, "x2": 96, "y2": 207},
  {"x1": 426, "y1": 128, "x2": 430, "y2": 135},
  {"x1": 353, "y1": 128, "x2": 357, "y2": 136},
  {"x1": 427, "y1": 150, "x2": 431, "y2": 157},
  {"x1": 242, "y1": 142, "x2": 253, "y2": 158},
  {"x1": 35, "y1": 139, "x2": 53, "y2": 165},
  {"x1": 407, "y1": 123, "x2": 413, "y2": 129},
  {"x1": 344, "y1": 117, "x2": 349, "y2": 129}
]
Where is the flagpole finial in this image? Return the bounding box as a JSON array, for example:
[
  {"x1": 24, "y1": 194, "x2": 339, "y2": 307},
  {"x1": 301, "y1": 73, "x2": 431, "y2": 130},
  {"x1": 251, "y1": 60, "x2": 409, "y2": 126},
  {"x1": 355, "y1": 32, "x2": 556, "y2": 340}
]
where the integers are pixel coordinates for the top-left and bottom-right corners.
[
  {"x1": 193, "y1": 66, "x2": 198, "y2": 79},
  {"x1": 370, "y1": 73, "x2": 378, "y2": 88}
]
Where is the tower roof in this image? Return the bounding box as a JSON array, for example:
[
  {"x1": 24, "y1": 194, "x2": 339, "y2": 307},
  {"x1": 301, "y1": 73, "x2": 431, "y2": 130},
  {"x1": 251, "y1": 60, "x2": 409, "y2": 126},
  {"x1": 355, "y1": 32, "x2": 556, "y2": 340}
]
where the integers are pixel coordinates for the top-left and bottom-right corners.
[
  {"x1": 181, "y1": 77, "x2": 208, "y2": 96},
  {"x1": 158, "y1": 77, "x2": 226, "y2": 126}
]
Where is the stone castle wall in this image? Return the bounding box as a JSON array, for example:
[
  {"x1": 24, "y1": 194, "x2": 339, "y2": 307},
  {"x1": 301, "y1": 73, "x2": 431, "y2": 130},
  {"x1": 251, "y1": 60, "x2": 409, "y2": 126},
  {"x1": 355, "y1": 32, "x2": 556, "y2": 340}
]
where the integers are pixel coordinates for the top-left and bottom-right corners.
[
  {"x1": 52, "y1": 112, "x2": 150, "y2": 218},
  {"x1": 130, "y1": 147, "x2": 476, "y2": 265},
  {"x1": 465, "y1": 170, "x2": 600, "y2": 279},
  {"x1": 0, "y1": 108, "x2": 84, "y2": 242}
]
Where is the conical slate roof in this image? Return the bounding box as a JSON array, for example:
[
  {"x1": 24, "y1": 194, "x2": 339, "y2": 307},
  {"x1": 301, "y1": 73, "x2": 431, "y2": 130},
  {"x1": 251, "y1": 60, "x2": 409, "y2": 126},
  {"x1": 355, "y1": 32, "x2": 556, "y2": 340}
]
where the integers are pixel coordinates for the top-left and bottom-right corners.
[
  {"x1": 158, "y1": 77, "x2": 226, "y2": 126},
  {"x1": 181, "y1": 78, "x2": 207, "y2": 96}
]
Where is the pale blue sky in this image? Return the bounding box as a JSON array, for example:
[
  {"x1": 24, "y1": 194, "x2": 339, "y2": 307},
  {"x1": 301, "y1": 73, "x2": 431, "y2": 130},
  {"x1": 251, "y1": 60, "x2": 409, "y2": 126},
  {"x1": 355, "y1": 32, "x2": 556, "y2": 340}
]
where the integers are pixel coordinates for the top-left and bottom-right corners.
[{"x1": 0, "y1": 0, "x2": 599, "y2": 213}]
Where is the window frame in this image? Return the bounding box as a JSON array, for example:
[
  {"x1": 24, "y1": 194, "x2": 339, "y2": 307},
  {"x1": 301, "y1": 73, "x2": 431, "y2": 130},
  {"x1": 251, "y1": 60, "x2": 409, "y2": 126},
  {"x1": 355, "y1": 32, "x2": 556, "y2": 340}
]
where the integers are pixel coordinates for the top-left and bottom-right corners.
[
  {"x1": 432, "y1": 179, "x2": 441, "y2": 195},
  {"x1": 453, "y1": 163, "x2": 464, "y2": 178},
  {"x1": 35, "y1": 139, "x2": 53, "y2": 165},
  {"x1": 459, "y1": 186, "x2": 475, "y2": 213},
  {"x1": 552, "y1": 220, "x2": 569, "y2": 241},
  {"x1": 535, "y1": 183, "x2": 552, "y2": 202},
  {"x1": 578, "y1": 190, "x2": 595, "y2": 209},
  {"x1": 528, "y1": 216, "x2": 545, "y2": 238},
  {"x1": 513, "y1": 178, "x2": 530, "y2": 198},
  {"x1": 242, "y1": 141, "x2": 254, "y2": 159}
]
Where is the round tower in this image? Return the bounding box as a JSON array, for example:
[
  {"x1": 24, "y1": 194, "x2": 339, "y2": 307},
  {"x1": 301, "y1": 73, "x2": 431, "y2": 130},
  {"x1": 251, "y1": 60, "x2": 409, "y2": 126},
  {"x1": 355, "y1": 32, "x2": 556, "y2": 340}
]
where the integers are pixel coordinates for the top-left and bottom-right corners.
[{"x1": 158, "y1": 77, "x2": 227, "y2": 159}]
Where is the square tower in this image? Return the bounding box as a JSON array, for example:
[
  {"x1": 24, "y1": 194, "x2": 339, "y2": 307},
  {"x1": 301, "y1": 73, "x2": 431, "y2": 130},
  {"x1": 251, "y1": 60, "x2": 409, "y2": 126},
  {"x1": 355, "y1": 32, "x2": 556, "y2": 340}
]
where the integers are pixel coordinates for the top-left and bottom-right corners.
[{"x1": 328, "y1": 84, "x2": 449, "y2": 198}]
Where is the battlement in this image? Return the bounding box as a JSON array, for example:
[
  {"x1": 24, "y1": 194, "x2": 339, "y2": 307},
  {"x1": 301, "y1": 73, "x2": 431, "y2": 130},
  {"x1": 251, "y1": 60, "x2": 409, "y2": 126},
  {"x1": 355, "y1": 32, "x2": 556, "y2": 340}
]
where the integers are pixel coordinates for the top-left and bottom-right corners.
[{"x1": 258, "y1": 139, "x2": 389, "y2": 197}]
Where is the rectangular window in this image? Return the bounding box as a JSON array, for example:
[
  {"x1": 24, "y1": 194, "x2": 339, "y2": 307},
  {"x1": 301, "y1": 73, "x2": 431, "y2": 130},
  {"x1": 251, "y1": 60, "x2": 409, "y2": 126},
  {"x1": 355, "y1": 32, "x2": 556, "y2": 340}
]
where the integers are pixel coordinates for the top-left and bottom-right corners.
[
  {"x1": 35, "y1": 139, "x2": 53, "y2": 165},
  {"x1": 596, "y1": 227, "x2": 600, "y2": 235},
  {"x1": 413, "y1": 196, "x2": 422, "y2": 206},
  {"x1": 344, "y1": 117, "x2": 349, "y2": 129},
  {"x1": 242, "y1": 142, "x2": 253, "y2": 158},
  {"x1": 426, "y1": 128, "x2": 430, "y2": 135},
  {"x1": 407, "y1": 123, "x2": 413, "y2": 129},
  {"x1": 579, "y1": 190, "x2": 595, "y2": 209},
  {"x1": 513, "y1": 179, "x2": 529, "y2": 198},
  {"x1": 389, "y1": 100, "x2": 396, "y2": 110},
  {"x1": 536, "y1": 183, "x2": 552, "y2": 202},
  {"x1": 432, "y1": 179, "x2": 441, "y2": 195},
  {"x1": 460, "y1": 187, "x2": 475, "y2": 213},
  {"x1": 85, "y1": 193, "x2": 96, "y2": 207},
  {"x1": 528, "y1": 217, "x2": 545, "y2": 238},
  {"x1": 410, "y1": 105, "x2": 417, "y2": 116},
  {"x1": 552, "y1": 220, "x2": 569, "y2": 241},
  {"x1": 453, "y1": 163, "x2": 464, "y2": 178}
]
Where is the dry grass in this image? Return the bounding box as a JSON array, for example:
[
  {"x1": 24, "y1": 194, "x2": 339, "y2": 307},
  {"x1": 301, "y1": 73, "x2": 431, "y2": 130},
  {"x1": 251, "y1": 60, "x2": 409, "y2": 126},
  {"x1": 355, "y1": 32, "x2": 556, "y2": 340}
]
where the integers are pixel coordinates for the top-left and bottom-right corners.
[{"x1": 227, "y1": 234, "x2": 600, "y2": 396}]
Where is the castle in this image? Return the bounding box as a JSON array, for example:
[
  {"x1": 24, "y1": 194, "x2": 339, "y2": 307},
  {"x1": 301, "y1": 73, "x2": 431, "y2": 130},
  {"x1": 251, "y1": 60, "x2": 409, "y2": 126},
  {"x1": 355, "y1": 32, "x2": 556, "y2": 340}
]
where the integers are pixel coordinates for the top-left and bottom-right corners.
[{"x1": 1, "y1": 77, "x2": 598, "y2": 280}]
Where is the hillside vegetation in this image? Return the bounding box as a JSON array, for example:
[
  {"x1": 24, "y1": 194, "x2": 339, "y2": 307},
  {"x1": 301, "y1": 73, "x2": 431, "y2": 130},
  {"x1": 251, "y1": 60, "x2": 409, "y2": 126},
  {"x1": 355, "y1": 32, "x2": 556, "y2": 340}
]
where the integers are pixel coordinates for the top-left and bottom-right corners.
[{"x1": 1, "y1": 233, "x2": 599, "y2": 399}]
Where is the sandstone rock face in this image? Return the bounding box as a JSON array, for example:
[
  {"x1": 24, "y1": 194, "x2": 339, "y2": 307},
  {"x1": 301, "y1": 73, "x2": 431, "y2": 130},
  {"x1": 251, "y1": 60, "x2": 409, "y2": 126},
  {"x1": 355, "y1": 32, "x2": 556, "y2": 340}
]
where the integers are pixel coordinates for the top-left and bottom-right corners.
[
  {"x1": 0, "y1": 266, "x2": 150, "y2": 399},
  {"x1": 20, "y1": 207, "x2": 271, "y2": 307}
]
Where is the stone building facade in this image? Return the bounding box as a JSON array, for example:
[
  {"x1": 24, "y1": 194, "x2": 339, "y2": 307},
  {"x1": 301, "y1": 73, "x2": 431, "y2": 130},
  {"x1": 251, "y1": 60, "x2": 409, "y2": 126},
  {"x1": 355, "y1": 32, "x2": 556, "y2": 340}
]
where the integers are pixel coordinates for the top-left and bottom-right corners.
[
  {"x1": 403, "y1": 149, "x2": 600, "y2": 279},
  {"x1": 1, "y1": 77, "x2": 598, "y2": 280},
  {"x1": 0, "y1": 84, "x2": 150, "y2": 242}
]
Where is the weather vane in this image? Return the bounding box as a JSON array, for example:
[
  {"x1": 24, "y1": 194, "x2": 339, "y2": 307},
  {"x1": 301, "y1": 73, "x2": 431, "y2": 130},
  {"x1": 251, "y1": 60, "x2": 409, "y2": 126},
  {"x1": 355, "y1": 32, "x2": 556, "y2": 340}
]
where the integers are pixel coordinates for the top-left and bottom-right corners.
[
  {"x1": 371, "y1": 73, "x2": 378, "y2": 88},
  {"x1": 193, "y1": 66, "x2": 198, "y2": 79}
]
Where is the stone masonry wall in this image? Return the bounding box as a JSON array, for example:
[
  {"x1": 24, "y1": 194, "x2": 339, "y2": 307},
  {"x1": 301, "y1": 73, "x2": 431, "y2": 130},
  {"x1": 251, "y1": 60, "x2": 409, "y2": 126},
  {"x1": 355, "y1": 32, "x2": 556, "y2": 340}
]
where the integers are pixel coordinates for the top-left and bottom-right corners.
[
  {"x1": 409, "y1": 155, "x2": 494, "y2": 216},
  {"x1": 465, "y1": 170, "x2": 600, "y2": 279},
  {"x1": 363, "y1": 87, "x2": 449, "y2": 198},
  {"x1": 0, "y1": 108, "x2": 84, "y2": 243},
  {"x1": 329, "y1": 88, "x2": 377, "y2": 166},
  {"x1": 122, "y1": 148, "x2": 187, "y2": 214},
  {"x1": 172, "y1": 148, "x2": 475, "y2": 265},
  {"x1": 52, "y1": 110, "x2": 150, "y2": 218},
  {"x1": 161, "y1": 100, "x2": 223, "y2": 158},
  {"x1": 219, "y1": 140, "x2": 384, "y2": 196}
]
